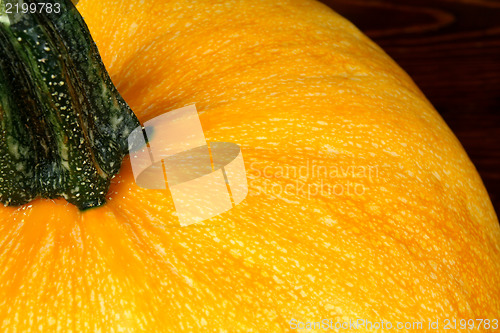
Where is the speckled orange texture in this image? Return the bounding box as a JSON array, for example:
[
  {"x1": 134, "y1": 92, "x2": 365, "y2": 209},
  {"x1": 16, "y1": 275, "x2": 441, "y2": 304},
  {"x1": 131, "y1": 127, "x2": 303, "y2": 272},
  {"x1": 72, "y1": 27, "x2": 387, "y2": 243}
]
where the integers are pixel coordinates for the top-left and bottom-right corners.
[{"x1": 0, "y1": 0, "x2": 499, "y2": 331}]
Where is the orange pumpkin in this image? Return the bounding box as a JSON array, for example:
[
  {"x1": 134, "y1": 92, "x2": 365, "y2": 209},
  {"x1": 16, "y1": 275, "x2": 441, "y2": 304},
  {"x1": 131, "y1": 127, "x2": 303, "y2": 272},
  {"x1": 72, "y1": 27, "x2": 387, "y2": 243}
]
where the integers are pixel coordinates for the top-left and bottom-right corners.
[{"x1": 0, "y1": 0, "x2": 499, "y2": 331}]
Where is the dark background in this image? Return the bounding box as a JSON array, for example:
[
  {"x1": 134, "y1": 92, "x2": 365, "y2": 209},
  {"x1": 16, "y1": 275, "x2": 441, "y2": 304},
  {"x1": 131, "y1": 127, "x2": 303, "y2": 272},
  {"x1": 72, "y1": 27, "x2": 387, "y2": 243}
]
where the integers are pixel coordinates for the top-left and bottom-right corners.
[{"x1": 319, "y1": 0, "x2": 500, "y2": 218}]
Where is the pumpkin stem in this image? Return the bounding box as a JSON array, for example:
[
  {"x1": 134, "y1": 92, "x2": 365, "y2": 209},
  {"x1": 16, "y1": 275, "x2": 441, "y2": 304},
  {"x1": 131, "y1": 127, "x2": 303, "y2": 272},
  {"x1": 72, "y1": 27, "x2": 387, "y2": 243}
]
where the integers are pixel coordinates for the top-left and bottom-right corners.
[{"x1": 0, "y1": 0, "x2": 140, "y2": 210}]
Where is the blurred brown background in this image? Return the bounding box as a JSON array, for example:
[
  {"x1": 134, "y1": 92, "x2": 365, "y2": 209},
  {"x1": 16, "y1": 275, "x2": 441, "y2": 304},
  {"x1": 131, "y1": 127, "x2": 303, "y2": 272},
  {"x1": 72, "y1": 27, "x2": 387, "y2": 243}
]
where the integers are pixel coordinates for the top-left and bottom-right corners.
[{"x1": 319, "y1": 0, "x2": 500, "y2": 218}]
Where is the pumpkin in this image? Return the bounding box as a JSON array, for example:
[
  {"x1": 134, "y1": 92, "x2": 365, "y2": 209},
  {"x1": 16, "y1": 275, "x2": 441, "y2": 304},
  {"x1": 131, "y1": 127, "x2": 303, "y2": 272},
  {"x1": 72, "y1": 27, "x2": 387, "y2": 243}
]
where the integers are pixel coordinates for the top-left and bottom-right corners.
[{"x1": 0, "y1": 0, "x2": 499, "y2": 331}]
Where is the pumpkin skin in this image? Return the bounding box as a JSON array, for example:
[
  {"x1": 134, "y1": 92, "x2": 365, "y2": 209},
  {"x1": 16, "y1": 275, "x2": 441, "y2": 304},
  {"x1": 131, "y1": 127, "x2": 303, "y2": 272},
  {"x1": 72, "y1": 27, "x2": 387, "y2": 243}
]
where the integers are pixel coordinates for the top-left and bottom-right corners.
[{"x1": 1, "y1": 0, "x2": 499, "y2": 332}]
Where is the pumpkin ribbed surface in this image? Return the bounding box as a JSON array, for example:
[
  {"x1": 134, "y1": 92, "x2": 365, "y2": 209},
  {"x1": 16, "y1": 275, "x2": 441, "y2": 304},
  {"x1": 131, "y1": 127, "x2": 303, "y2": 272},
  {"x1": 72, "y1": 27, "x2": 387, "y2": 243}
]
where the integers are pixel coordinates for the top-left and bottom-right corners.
[{"x1": 0, "y1": 0, "x2": 498, "y2": 331}]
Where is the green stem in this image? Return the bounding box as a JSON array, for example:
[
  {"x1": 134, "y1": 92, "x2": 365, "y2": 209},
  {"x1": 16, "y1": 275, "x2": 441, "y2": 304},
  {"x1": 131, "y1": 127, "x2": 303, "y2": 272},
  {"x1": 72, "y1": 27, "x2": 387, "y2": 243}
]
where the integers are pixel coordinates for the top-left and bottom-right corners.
[{"x1": 0, "y1": 0, "x2": 140, "y2": 210}]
